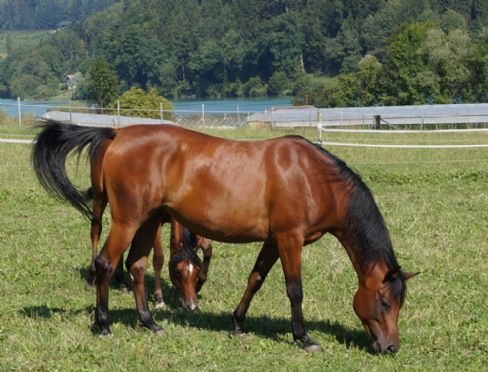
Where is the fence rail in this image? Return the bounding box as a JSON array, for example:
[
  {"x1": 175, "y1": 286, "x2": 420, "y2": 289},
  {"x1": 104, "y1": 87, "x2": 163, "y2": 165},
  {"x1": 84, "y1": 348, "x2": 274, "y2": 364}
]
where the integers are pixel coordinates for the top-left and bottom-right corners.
[{"x1": 0, "y1": 100, "x2": 253, "y2": 128}]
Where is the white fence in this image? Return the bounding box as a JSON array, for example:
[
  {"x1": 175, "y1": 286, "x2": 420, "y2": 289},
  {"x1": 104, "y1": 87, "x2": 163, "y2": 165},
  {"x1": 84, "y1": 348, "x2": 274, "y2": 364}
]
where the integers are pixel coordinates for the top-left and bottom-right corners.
[
  {"x1": 0, "y1": 100, "x2": 253, "y2": 128},
  {"x1": 249, "y1": 103, "x2": 488, "y2": 129}
]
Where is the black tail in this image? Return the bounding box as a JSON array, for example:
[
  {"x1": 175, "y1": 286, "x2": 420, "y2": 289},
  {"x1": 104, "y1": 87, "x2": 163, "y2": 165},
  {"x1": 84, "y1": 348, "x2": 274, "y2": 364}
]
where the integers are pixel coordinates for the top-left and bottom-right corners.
[{"x1": 32, "y1": 119, "x2": 116, "y2": 220}]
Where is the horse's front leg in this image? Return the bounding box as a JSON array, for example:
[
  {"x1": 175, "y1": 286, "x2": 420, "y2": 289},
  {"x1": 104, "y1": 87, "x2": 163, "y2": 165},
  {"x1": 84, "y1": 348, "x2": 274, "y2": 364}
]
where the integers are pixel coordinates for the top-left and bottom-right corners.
[
  {"x1": 232, "y1": 240, "x2": 278, "y2": 335},
  {"x1": 277, "y1": 234, "x2": 321, "y2": 352},
  {"x1": 126, "y1": 216, "x2": 163, "y2": 333}
]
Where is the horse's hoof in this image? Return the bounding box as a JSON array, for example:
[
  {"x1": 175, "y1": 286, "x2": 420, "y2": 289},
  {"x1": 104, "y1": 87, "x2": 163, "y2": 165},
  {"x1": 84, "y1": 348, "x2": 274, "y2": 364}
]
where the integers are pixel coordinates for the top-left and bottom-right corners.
[
  {"x1": 98, "y1": 326, "x2": 112, "y2": 337},
  {"x1": 229, "y1": 330, "x2": 245, "y2": 338},
  {"x1": 154, "y1": 300, "x2": 166, "y2": 310},
  {"x1": 303, "y1": 343, "x2": 322, "y2": 353},
  {"x1": 152, "y1": 325, "x2": 164, "y2": 334},
  {"x1": 118, "y1": 284, "x2": 130, "y2": 294}
]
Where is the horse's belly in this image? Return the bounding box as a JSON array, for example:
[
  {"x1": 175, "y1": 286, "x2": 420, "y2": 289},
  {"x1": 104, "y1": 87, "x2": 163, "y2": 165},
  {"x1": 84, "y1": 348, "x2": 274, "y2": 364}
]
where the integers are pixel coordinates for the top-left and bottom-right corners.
[{"x1": 164, "y1": 200, "x2": 269, "y2": 243}]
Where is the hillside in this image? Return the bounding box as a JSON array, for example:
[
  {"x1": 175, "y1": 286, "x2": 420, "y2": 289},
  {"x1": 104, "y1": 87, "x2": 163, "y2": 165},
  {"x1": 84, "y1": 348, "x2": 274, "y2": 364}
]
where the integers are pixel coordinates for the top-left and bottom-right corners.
[{"x1": 0, "y1": 0, "x2": 487, "y2": 105}]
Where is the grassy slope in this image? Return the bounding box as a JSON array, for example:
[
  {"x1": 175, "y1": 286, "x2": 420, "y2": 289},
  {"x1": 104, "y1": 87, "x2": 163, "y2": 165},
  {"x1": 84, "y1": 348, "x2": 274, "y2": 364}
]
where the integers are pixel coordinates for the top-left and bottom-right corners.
[
  {"x1": 0, "y1": 125, "x2": 487, "y2": 370},
  {"x1": 0, "y1": 30, "x2": 49, "y2": 59}
]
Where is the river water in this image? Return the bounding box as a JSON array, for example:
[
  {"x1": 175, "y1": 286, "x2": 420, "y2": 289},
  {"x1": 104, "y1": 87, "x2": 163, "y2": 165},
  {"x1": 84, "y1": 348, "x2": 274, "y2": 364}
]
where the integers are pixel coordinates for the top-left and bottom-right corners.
[{"x1": 0, "y1": 97, "x2": 293, "y2": 117}]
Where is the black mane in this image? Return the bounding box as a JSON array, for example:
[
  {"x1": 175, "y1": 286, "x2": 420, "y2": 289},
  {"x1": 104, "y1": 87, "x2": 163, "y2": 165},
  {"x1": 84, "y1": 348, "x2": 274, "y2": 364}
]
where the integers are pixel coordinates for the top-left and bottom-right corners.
[{"x1": 313, "y1": 143, "x2": 406, "y2": 302}]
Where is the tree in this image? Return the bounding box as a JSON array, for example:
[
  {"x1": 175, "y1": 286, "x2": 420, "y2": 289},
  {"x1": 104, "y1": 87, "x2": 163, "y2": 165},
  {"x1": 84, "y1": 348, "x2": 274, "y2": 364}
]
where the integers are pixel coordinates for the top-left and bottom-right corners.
[
  {"x1": 84, "y1": 58, "x2": 118, "y2": 110},
  {"x1": 112, "y1": 87, "x2": 174, "y2": 121}
]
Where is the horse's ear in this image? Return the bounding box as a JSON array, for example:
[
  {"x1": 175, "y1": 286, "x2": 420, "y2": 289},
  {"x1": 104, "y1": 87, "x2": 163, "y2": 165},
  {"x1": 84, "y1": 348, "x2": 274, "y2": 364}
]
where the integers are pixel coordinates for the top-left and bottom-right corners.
[
  {"x1": 402, "y1": 271, "x2": 420, "y2": 281},
  {"x1": 384, "y1": 266, "x2": 401, "y2": 282}
]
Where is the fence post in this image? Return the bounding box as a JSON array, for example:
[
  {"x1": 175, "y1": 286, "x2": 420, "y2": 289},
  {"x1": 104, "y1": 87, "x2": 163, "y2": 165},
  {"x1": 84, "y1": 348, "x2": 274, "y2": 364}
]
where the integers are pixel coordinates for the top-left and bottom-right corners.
[
  {"x1": 17, "y1": 97, "x2": 22, "y2": 127},
  {"x1": 374, "y1": 115, "x2": 381, "y2": 129},
  {"x1": 160, "y1": 102, "x2": 164, "y2": 123},
  {"x1": 317, "y1": 111, "x2": 323, "y2": 145},
  {"x1": 69, "y1": 97, "x2": 73, "y2": 122},
  {"x1": 117, "y1": 100, "x2": 121, "y2": 127},
  {"x1": 202, "y1": 103, "x2": 205, "y2": 126},
  {"x1": 237, "y1": 105, "x2": 241, "y2": 127}
]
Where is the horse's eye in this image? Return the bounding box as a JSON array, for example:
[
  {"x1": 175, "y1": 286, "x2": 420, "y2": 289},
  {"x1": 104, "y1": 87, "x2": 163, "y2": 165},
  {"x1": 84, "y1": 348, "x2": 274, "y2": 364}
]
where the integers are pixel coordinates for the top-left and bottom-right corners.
[
  {"x1": 380, "y1": 298, "x2": 389, "y2": 309},
  {"x1": 174, "y1": 270, "x2": 182, "y2": 278}
]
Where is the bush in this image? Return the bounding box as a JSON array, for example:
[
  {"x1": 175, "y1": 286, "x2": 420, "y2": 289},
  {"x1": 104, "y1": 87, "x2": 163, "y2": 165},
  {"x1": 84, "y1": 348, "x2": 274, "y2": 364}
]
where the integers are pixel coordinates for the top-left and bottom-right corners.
[
  {"x1": 268, "y1": 71, "x2": 290, "y2": 96},
  {"x1": 112, "y1": 87, "x2": 175, "y2": 121},
  {"x1": 243, "y1": 77, "x2": 267, "y2": 97}
]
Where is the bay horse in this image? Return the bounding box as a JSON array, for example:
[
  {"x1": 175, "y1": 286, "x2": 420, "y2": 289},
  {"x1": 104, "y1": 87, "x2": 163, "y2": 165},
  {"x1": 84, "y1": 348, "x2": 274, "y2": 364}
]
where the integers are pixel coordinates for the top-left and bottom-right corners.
[{"x1": 33, "y1": 119, "x2": 417, "y2": 353}]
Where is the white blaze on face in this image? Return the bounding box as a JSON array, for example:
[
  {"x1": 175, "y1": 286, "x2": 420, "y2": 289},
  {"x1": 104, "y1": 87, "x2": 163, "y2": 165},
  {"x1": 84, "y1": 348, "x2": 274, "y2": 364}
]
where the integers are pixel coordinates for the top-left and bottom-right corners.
[{"x1": 187, "y1": 263, "x2": 194, "y2": 275}]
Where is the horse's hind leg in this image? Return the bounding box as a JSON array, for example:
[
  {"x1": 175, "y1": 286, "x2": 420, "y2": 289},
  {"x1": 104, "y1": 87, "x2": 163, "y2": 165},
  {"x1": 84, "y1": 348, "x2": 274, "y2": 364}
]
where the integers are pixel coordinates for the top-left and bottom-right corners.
[
  {"x1": 276, "y1": 234, "x2": 321, "y2": 352},
  {"x1": 88, "y1": 193, "x2": 107, "y2": 288},
  {"x1": 95, "y1": 222, "x2": 137, "y2": 336},
  {"x1": 232, "y1": 240, "x2": 279, "y2": 335},
  {"x1": 152, "y1": 223, "x2": 165, "y2": 308},
  {"x1": 126, "y1": 215, "x2": 163, "y2": 333}
]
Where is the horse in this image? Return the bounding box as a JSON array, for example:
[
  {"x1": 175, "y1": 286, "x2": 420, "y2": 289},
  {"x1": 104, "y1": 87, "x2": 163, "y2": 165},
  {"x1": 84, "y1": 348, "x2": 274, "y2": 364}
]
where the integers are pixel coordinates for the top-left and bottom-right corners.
[
  {"x1": 86, "y1": 210, "x2": 213, "y2": 311},
  {"x1": 32, "y1": 119, "x2": 417, "y2": 354}
]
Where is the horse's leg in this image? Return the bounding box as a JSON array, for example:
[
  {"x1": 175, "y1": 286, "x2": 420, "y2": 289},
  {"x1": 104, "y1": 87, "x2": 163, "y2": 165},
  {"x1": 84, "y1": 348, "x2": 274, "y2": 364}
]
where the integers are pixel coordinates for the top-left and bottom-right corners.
[
  {"x1": 113, "y1": 254, "x2": 129, "y2": 292},
  {"x1": 232, "y1": 240, "x2": 279, "y2": 335},
  {"x1": 95, "y1": 222, "x2": 137, "y2": 336},
  {"x1": 152, "y1": 223, "x2": 165, "y2": 308},
  {"x1": 88, "y1": 193, "x2": 107, "y2": 288},
  {"x1": 126, "y1": 215, "x2": 163, "y2": 333},
  {"x1": 196, "y1": 239, "x2": 212, "y2": 293},
  {"x1": 276, "y1": 234, "x2": 321, "y2": 353}
]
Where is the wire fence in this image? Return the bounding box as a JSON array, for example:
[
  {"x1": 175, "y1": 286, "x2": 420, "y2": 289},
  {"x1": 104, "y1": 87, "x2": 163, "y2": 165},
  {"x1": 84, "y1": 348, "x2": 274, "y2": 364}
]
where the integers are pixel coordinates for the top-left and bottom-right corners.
[
  {"x1": 2, "y1": 99, "x2": 488, "y2": 149},
  {"x1": 0, "y1": 100, "x2": 253, "y2": 128}
]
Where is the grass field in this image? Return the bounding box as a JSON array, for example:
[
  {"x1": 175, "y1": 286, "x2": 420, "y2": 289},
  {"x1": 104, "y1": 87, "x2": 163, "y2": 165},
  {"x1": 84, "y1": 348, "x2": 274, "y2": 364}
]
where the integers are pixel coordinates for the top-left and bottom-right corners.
[
  {"x1": 0, "y1": 124, "x2": 487, "y2": 370},
  {"x1": 0, "y1": 30, "x2": 49, "y2": 59}
]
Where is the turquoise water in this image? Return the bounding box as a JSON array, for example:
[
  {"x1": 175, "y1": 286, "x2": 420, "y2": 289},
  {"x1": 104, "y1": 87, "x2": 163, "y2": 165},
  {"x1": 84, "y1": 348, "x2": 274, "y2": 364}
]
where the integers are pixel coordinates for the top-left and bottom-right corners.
[{"x1": 0, "y1": 97, "x2": 293, "y2": 117}]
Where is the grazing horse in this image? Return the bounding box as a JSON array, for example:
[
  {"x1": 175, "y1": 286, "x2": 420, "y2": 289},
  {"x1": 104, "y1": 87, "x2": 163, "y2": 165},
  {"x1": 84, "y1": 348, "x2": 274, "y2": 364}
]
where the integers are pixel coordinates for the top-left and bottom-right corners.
[{"x1": 33, "y1": 119, "x2": 417, "y2": 353}]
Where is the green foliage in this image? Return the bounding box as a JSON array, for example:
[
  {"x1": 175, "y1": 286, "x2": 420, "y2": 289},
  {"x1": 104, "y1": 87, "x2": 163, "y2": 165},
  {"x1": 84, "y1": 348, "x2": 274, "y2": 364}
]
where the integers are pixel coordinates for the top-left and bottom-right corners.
[
  {"x1": 81, "y1": 58, "x2": 118, "y2": 109},
  {"x1": 112, "y1": 87, "x2": 174, "y2": 121},
  {"x1": 0, "y1": 0, "x2": 117, "y2": 29},
  {"x1": 243, "y1": 77, "x2": 267, "y2": 97},
  {"x1": 0, "y1": 0, "x2": 487, "y2": 102},
  {"x1": 267, "y1": 71, "x2": 290, "y2": 96}
]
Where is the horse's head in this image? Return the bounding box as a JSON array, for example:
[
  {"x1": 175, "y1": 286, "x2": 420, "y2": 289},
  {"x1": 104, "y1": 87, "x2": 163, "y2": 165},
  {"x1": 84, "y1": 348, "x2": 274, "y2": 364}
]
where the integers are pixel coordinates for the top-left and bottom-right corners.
[
  {"x1": 353, "y1": 266, "x2": 418, "y2": 354},
  {"x1": 168, "y1": 249, "x2": 202, "y2": 311}
]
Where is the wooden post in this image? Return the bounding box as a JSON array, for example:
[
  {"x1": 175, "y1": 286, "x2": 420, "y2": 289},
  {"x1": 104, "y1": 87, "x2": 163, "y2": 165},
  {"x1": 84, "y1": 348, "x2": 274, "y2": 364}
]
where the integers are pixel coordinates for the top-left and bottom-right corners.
[
  {"x1": 374, "y1": 115, "x2": 381, "y2": 129},
  {"x1": 17, "y1": 97, "x2": 21, "y2": 127}
]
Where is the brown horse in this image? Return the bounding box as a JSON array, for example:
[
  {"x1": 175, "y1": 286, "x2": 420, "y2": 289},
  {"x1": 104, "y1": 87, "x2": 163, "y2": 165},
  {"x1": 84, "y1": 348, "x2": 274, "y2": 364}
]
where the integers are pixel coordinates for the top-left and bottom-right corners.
[{"x1": 33, "y1": 119, "x2": 417, "y2": 353}]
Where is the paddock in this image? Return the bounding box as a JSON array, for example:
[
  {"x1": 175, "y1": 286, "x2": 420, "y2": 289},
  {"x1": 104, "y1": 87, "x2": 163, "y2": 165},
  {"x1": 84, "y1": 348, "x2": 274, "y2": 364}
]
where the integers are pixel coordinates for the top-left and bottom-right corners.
[{"x1": 0, "y1": 125, "x2": 486, "y2": 369}]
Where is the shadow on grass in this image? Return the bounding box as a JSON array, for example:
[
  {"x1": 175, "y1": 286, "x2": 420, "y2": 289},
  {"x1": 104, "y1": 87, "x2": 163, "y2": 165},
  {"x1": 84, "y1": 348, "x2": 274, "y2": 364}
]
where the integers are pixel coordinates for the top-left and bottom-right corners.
[
  {"x1": 26, "y1": 266, "x2": 370, "y2": 352},
  {"x1": 153, "y1": 308, "x2": 371, "y2": 352},
  {"x1": 20, "y1": 303, "x2": 370, "y2": 353}
]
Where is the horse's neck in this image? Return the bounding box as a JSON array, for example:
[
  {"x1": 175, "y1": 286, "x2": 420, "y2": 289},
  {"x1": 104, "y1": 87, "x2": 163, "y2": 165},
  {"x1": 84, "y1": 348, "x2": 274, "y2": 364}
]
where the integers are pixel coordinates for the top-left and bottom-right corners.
[{"x1": 335, "y1": 229, "x2": 388, "y2": 286}]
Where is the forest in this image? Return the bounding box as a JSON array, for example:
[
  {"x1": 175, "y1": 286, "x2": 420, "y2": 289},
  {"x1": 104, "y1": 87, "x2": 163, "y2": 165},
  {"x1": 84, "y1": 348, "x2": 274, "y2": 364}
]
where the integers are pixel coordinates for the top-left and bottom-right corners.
[{"x1": 0, "y1": 0, "x2": 487, "y2": 107}]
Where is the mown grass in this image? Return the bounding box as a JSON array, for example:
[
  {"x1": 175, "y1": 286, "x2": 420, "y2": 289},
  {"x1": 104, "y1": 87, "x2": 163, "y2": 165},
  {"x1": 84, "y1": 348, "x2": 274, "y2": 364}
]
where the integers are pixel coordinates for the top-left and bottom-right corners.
[{"x1": 0, "y1": 124, "x2": 487, "y2": 370}]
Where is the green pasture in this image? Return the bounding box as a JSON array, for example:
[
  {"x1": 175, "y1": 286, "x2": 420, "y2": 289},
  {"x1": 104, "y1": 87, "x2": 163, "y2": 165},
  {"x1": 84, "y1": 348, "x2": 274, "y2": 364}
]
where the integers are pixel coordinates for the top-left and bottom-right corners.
[
  {"x1": 0, "y1": 30, "x2": 48, "y2": 59},
  {"x1": 0, "y1": 124, "x2": 487, "y2": 370}
]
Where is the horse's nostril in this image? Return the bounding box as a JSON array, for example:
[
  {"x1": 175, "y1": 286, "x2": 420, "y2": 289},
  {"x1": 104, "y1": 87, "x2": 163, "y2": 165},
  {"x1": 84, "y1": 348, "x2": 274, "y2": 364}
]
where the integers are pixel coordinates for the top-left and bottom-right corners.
[{"x1": 385, "y1": 344, "x2": 397, "y2": 354}]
